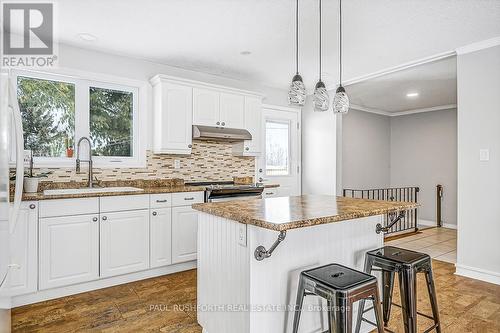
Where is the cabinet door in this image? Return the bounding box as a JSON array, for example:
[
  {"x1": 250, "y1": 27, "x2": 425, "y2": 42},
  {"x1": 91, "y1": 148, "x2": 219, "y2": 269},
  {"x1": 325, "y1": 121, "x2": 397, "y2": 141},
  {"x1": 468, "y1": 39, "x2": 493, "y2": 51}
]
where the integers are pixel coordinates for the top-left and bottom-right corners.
[
  {"x1": 154, "y1": 82, "x2": 193, "y2": 154},
  {"x1": 193, "y1": 88, "x2": 220, "y2": 126},
  {"x1": 10, "y1": 202, "x2": 37, "y2": 296},
  {"x1": 39, "y1": 214, "x2": 99, "y2": 290},
  {"x1": 220, "y1": 93, "x2": 245, "y2": 129},
  {"x1": 100, "y1": 210, "x2": 149, "y2": 278},
  {"x1": 243, "y1": 96, "x2": 262, "y2": 154},
  {"x1": 150, "y1": 208, "x2": 172, "y2": 268},
  {"x1": 172, "y1": 206, "x2": 199, "y2": 264}
]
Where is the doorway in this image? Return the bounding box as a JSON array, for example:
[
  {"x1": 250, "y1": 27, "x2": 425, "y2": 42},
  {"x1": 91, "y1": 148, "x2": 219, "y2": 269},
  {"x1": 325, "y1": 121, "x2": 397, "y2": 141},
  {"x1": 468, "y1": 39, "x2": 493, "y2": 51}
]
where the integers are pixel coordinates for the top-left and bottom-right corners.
[{"x1": 257, "y1": 105, "x2": 301, "y2": 197}]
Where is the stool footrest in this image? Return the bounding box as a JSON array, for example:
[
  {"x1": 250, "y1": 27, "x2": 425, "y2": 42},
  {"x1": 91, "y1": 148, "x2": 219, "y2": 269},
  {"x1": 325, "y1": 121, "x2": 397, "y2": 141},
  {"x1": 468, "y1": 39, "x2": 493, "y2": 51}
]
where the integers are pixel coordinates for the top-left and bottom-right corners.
[{"x1": 389, "y1": 302, "x2": 436, "y2": 321}]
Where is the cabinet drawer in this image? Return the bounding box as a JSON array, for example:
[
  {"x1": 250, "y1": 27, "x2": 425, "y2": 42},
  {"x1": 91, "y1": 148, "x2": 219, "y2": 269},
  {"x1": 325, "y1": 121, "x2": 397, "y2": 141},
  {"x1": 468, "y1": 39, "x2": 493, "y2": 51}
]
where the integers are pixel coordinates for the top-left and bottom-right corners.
[
  {"x1": 172, "y1": 191, "x2": 204, "y2": 206},
  {"x1": 40, "y1": 198, "x2": 99, "y2": 218},
  {"x1": 100, "y1": 194, "x2": 150, "y2": 213},
  {"x1": 150, "y1": 193, "x2": 172, "y2": 209}
]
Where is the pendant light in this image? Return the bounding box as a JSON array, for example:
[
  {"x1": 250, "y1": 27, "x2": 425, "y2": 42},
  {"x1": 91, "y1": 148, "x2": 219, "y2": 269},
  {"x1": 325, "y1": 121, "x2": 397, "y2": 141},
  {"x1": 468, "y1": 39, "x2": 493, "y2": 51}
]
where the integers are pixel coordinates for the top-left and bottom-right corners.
[
  {"x1": 333, "y1": 0, "x2": 349, "y2": 114},
  {"x1": 313, "y1": 0, "x2": 329, "y2": 112},
  {"x1": 288, "y1": 0, "x2": 306, "y2": 106}
]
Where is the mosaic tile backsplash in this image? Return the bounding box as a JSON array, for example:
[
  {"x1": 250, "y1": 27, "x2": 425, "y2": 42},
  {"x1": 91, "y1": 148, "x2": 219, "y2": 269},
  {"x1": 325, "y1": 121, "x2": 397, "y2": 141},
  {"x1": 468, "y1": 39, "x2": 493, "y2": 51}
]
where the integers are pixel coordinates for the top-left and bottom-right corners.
[{"x1": 15, "y1": 140, "x2": 255, "y2": 183}]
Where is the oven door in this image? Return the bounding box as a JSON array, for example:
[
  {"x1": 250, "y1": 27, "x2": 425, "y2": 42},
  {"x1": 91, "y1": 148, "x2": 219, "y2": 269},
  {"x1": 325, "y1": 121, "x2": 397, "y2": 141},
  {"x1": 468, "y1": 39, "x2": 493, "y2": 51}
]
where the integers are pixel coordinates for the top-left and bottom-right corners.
[{"x1": 208, "y1": 192, "x2": 262, "y2": 202}]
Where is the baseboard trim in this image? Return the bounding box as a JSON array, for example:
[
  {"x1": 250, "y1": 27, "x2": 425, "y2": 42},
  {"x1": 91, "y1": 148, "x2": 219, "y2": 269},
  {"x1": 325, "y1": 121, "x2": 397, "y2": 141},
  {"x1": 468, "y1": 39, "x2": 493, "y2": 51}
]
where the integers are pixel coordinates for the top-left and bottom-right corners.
[
  {"x1": 455, "y1": 264, "x2": 500, "y2": 285},
  {"x1": 12, "y1": 261, "x2": 197, "y2": 308},
  {"x1": 418, "y1": 219, "x2": 457, "y2": 229}
]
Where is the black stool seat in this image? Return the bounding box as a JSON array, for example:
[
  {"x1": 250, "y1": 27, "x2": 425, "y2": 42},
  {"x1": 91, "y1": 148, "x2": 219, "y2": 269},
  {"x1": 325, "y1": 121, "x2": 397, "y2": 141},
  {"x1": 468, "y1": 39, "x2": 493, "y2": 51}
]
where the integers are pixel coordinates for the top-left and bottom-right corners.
[
  {"x1": 303, "y1": 263, "x2": 376, "y2": 291},
  {"x1": 368, "y1": 246, "x2": 430, "y2": 266}
]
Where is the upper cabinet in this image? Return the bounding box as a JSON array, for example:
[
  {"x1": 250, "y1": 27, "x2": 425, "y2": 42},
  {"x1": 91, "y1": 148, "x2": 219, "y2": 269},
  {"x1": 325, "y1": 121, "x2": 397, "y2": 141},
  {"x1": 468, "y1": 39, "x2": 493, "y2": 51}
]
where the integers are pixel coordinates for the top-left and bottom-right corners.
[
  {"x1": 150, "y1": 74, "x2": 262, "y2": 155},
  {"x1": 193, "y1": 89, "x2": 245, "y2": 129},
  {"x1": 151, "y1": 78, "x2": 193, "y2": 155}
]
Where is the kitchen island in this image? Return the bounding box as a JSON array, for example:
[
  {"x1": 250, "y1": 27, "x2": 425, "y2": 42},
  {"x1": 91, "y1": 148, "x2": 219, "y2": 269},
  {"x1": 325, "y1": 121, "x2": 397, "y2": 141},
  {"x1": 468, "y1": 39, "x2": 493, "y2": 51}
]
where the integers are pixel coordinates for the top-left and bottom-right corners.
[{"x1": 193, "y1": 195, "x2": 418, "y2": 333}]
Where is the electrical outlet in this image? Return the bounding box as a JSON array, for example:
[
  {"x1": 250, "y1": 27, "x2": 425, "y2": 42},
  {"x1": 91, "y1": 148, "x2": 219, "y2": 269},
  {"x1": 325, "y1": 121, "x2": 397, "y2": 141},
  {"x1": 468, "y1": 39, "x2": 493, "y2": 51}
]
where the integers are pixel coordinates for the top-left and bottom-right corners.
[
  {"x1": 174, "y1": 159, "x2": 181, "y2": 169},
  {"x1": 23, "y1": 150, "x2": 32, "y2": 164},
  {"x1": 238, "y1": 224, "x2": 247, "y2": 247}
]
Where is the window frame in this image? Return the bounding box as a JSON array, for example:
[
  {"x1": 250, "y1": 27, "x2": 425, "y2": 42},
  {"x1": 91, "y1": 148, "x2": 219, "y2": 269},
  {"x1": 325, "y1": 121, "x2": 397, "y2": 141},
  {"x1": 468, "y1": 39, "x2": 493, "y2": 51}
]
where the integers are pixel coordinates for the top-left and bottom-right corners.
[
  {"x1": 10, "y1": 69, "x2": 146, "y2": 168},
  {"x1": 264, "y1": 118, "x2": 292, "y2": 177}
]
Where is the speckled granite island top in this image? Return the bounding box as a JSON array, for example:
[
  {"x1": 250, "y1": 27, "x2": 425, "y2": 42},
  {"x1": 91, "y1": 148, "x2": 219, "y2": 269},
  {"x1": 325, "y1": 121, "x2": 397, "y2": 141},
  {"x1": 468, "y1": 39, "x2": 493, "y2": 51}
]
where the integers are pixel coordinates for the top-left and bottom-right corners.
[{"x1": 192, "y1": 195, "x2": 419, "y2": 231}]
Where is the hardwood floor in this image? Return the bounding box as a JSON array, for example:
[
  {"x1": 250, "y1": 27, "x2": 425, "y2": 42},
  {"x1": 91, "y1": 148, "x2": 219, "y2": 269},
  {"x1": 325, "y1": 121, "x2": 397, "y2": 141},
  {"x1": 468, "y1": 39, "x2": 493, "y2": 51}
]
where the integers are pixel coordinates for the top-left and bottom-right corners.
[{"x1": 12, "y1": 261, "x2": 500, "y2": 332}]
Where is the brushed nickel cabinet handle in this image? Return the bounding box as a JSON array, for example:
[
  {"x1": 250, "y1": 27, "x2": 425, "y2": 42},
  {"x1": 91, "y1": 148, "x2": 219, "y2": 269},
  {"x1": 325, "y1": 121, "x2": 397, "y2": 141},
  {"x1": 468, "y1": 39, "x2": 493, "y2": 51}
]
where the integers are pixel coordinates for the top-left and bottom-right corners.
[
  {"x1": 221, "y1": 122, "x2": 225, "y2": 126},
  {"x1": 184, "y1": 197, "x2": 195, "y2": 201},
  {"x1": 29, "y1": 204, "x2": 36, "y2": 209},
  {"x1": 152, "y1": 211, "x2": 157, "y2": 216},
  {"x1": 216, "y1": 121, "x2": 220, "y2": 125},
  {"x1": 92, "y1": 217, "x2": 98, "y2": 222},
  {"x1": 156, "y1": 199, "x2": 167, "y2": 203},
  {"x1": 102, "y1": 216, "x2": 107, "y2": 221},
  {"x1": 245, "y1": 147, "x2": 249, "y2": 151},
  {"x1": 188, "y1": 144, "x2": 192, "y2": 148}
]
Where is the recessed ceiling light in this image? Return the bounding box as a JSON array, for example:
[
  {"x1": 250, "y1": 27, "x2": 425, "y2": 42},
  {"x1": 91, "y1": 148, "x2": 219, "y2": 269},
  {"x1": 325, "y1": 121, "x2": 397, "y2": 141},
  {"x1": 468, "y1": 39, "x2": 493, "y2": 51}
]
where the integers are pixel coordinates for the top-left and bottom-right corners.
[
  {"x1": 406, "y1": 92, "x2": 419, "y2": 98},
  {"x1": 240, "y1": 51, "x2": 252, "y2": 56},
  {"x1": 78, "y1": 33, "x2": 97, "y2": 42}
]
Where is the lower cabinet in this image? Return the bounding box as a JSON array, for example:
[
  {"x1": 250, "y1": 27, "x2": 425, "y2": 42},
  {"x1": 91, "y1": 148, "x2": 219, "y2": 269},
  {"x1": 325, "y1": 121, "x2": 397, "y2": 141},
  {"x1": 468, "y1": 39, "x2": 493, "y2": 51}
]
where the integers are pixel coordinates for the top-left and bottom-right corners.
[
  {"x1": 150, "y1": 208, "x2": 172, "y2": 268},
  {"x1": 172, "y1": 206, "x2": 199, "y2": 264},
  {"x1": 10, "y1": 201, "x2": 38, "y2": 296},
  {"x1": 39, "y1": 214, "x2": 99, "y2": 290},
  {"x1": 100, "y1": 209, "x2": 150, "y2": 278}
]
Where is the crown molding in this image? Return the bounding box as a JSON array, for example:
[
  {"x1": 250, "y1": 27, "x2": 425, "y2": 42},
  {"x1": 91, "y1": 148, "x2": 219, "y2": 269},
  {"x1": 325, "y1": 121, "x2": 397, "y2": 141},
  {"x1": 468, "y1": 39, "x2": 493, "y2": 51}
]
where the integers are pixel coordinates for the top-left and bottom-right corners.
[
  {"x1": 350, "y1": 104, "x2": 457, "y2": 117},
  {"x1": 350, "y1": 104, "x2": 392, "y2": 116},
  {"x1": 456, "y1": 36, "x2": 500, "y2": 55},
  {"x1": 390, "y1": 104, "x2": 457, "y2": 117},
  {"x1": 344, "y1": 50, "x2": 456, "y2": 86}
]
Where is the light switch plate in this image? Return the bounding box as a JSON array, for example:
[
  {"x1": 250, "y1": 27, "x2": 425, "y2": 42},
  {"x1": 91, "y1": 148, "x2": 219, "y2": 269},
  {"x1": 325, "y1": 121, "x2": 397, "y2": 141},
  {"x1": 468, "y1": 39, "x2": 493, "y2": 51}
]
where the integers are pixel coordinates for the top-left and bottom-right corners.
[
  {"x1": 238, "y1": 224, "x2": 247, "y2": 247},
  {"x1": 479, "y1": 149, "x2": 490, "y2": 161}
]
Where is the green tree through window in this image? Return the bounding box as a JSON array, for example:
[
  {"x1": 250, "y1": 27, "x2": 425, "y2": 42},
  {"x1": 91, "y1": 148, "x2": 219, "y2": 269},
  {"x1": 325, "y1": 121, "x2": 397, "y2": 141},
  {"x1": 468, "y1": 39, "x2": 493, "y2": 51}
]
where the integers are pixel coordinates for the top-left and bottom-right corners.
[
  {"x1": 89, "y1": 87, "x2": 133, "y2": 157},
  {"x1": 17, "y1": 76, "x2": 75, "y2": 157}
]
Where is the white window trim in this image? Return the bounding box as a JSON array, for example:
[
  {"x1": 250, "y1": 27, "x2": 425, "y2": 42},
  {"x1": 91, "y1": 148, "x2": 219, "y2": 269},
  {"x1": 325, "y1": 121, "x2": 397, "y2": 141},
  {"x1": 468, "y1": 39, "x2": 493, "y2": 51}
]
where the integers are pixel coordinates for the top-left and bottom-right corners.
[
  {"x1": 10, "y1": 69, "x2": 147, "y2": 169},
  {"x1": 264, "y1": 118, "x2": 292, "y2": 177}
]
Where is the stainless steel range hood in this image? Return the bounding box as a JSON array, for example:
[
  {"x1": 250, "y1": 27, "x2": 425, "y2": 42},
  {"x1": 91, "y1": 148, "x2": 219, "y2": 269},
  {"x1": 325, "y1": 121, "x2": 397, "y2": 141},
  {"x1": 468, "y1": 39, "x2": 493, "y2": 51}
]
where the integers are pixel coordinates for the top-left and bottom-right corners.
[{"x1": 192, "y1": 125, "x2": 252, "y2": 141}]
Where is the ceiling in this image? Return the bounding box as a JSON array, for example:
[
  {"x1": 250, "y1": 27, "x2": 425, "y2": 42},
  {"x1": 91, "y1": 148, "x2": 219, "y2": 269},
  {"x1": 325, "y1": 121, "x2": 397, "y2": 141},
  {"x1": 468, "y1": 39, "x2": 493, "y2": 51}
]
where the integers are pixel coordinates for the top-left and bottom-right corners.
[
  {"x1": 347, "y1": 56, "x2": 457, "y2": 114},
  {"x1": 17, "y1": 0, "x2": 500, "y2": 90}
]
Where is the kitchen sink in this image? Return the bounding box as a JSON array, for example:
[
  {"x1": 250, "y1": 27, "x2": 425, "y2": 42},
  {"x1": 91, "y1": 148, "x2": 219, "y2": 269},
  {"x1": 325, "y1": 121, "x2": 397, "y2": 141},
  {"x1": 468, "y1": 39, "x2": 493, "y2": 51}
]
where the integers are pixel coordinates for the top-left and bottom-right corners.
[{"x1": 43, "y1": 187, "x2": 144, "y2": 196}]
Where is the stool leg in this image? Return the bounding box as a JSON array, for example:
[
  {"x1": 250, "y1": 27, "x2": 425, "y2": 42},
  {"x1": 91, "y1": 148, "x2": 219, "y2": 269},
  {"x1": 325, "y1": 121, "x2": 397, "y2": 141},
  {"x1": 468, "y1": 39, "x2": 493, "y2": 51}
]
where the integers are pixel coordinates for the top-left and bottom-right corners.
[
  {"x1": 327, "y1": 299, "x2": 336, "y2": 333},
  {"x1": 354, "y1": 255, "x2": 374, "y2": 332},
  {"x1": 382, "y1": 269, "x2": 395, "y2": 326},
  {"x1": 399, "y1": 268, "x2": 417, "y2": 333},
  {"x1": 425, "y1": 265, "x2": 441, "y2": 333},
  {"x1": 334, "y1": 294, "x2": 352, "y2": 333},
  {"x1": 372, "y1": 287, "x2": 385, "y2": 333},
  {"x1": 292, "y1": 276, "x2": 306, "y2": 333}
]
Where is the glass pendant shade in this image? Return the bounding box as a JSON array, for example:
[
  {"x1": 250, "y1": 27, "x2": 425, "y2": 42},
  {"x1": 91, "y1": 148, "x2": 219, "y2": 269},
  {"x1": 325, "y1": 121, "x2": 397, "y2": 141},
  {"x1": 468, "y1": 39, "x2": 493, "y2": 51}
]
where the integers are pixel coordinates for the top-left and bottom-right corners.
[
  {"x1": 288, "y1": 73, "x2": 306, "y2": 106},
  {"x1": 333, "y1": 85, "x2": 349, "y2": 114},
  {"x1": 313, "y1": 80, "x2": 329, "y2": 112}
]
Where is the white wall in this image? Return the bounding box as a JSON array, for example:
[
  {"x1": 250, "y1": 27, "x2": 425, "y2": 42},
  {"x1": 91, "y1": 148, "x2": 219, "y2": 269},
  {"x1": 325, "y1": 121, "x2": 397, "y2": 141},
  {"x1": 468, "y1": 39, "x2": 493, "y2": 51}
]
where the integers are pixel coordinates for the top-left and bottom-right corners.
[
  {"x1": 55, "y1": 44, "x2": 289, "y2": 151},
  {"x1": 456, "y1": 45, "x2": 500, "y2": 285},
  {"x1": 301, "y1": 98, "x2": 337, "y2": 195},
  {"x1": 390, "y1": 109, "x2": 457, "y2": 226},
  {"x1": 341, "y1": 109, "x2": 391, "y2": 190}
]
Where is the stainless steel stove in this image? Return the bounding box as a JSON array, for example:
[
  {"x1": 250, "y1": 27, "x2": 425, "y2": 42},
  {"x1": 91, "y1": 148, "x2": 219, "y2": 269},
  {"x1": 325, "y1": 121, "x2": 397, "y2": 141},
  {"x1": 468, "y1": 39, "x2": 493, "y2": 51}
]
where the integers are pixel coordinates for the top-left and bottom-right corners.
[{"x1": 186, "y1": 181, "x2": 264, "y2": 202}]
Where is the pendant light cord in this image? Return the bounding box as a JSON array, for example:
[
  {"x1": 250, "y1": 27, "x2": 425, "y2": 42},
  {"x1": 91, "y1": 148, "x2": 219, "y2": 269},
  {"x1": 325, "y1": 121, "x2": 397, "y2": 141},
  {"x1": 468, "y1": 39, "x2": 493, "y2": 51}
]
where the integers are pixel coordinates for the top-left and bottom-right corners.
[
  {"x1": 319, "y1": 0, "x2": 322, "y2": 81},
  {"x1": 339, "y1": 0, "x2": 342, "y2": 85},
  {"x1": 296, "y1": 0, "x2": 299, "y2": 74}
]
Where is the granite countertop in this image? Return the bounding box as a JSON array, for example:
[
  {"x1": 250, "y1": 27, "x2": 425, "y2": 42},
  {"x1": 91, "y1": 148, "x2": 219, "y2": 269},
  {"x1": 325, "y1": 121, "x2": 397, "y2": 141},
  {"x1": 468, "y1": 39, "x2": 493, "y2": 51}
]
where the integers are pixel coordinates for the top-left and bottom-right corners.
[{"x1": 192, "y1": 195, "x2": 419, "y2": 231}]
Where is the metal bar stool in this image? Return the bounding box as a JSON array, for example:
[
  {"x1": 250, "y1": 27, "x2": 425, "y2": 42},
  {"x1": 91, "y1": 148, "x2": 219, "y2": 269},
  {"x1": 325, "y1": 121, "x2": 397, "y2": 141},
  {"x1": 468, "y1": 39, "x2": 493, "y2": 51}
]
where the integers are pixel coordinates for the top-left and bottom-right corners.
[
  {"x1": 355, "y1": 246, "x2": 441, "y2": 333},
  {"x1": 292, "y1": 263, "x2": 384, "y2": 333}
]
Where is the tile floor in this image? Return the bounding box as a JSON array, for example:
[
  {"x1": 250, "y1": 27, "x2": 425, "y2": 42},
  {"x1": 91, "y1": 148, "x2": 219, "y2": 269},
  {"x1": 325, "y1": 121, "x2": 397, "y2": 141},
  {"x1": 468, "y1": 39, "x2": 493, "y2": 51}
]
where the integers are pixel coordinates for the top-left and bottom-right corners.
[{"x1": 385, "y1": 226, "x2": 457, "y2": 264}]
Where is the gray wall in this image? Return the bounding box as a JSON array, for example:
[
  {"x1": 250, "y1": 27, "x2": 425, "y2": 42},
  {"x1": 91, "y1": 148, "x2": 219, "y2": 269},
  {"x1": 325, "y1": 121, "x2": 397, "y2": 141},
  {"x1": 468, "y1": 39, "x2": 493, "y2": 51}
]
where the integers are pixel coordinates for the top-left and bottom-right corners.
[
  {"x1": 341, "y1": 109, "x2": 391, "y2": 189},
  {"x1": 456, "y1": 45, "x2": 500, "y2": 282},
  {"x1": 340, "y1": 108, "x2": 457, "y2": 227},
  {"x1": 390, "y1": 109, "x2": 457, "y2": 226}
]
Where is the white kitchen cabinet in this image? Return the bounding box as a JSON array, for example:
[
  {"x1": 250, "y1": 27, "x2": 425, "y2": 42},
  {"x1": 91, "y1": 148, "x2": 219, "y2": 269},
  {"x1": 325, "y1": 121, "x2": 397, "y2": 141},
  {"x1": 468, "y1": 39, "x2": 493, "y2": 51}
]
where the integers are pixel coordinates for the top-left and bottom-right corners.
[
  {"x1": 151, "y1": 77, "x2": 193, "y2": 155},
  {"x1": 220, "y1": 92, "x2": 245, "y2": 129},
  {"x1": 10, "y1": 201, "x2": 37, "y2": 296},
  {"x1": 172, "y1": 206, "x2": 199, "y2": 264},
  {"x1": 232, "y1": 96, "x2": 262, "y2": 156},
  {"x1": 100, "y1": 209, "x2": 150, "y2": 278},
  {"x1": 193, "y1": 87, "x2": 220, "y2": 127},
  {"x1": 39, "y1": 214, "x2": 99, "y2": 290},
  {"x1": 150, "y1": 208, "x2": 172, "y2": 268}
]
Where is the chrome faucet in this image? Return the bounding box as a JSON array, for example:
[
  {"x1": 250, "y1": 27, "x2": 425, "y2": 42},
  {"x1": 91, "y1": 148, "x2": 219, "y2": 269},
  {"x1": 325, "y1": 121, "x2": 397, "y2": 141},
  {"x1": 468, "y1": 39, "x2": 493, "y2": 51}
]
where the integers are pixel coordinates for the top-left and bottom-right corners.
[{"x1": 76, "y1": 137, "x2": 94, "y2": 188}]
